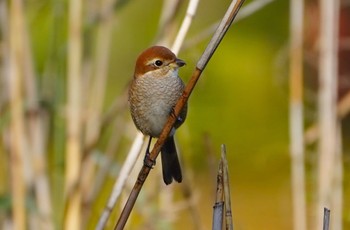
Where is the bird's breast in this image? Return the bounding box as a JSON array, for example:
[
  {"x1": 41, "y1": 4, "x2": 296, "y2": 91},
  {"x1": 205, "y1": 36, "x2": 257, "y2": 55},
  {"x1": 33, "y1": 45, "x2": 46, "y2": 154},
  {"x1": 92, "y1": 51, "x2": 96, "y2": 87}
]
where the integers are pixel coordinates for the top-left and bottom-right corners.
[{"x1": 129, "y1": 74, "x2": 185, "y2": 137}]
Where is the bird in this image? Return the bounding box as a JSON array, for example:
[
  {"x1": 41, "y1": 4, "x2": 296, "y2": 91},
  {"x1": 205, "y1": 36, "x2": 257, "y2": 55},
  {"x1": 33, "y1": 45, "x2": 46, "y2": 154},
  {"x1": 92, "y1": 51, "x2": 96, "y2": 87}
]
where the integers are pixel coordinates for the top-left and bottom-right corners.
[{"x1": 128, "y1": 46, "x2": 187, "y2": 185}]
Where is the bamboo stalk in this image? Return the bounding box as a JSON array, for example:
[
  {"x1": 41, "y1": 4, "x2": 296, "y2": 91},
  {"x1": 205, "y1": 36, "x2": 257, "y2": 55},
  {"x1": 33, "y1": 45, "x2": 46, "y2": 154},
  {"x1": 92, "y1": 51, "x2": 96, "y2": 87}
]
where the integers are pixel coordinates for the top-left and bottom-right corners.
[
  {"x1": 289, "y1": 0, "x2": 307, "y2": 229},
  {"x1": 317, "y1": 0, "x2": 340, "y2": 229},
  {"x1": 64, "y1": 0, "x2": 83, "y2": 229}
]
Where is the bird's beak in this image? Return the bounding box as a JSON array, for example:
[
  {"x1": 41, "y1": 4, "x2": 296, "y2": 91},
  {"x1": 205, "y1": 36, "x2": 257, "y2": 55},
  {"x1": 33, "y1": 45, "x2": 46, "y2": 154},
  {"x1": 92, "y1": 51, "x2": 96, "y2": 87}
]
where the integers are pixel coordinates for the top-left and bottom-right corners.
[{"x1": 175, "y1": 58, "x2": 186, "y2": 67}]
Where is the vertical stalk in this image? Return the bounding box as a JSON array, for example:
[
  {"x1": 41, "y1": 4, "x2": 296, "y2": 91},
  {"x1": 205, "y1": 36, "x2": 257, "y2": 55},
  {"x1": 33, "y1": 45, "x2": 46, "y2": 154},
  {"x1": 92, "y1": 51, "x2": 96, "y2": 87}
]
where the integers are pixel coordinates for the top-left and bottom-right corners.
[
  {"x1": 221, "y1": 144, "x2": 233, "y2": 230},
  {"x1": 64, "y1": 0, "x2": 83, "y2": 229},
  {"x1": 212, "y1": 159, "x2": 224, "y2": 230},
  {"x1": 317, "y1": 0, "x2": 340, "y2": 228},
  {"x1": 289, "y1": 0, "x2": 306, "y2": 229},
  {"x1": 331, "y1": 124, "x2": 343, "y2": 230},
  {"x1": 8, "y1": 0, "x2": 27, "y2": 229}
]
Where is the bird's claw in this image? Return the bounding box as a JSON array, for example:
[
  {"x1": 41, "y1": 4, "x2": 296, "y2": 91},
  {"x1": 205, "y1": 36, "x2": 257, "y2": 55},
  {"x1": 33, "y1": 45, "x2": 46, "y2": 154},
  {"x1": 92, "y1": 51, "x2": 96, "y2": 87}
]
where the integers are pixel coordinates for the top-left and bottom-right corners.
[
  {"x1": 170, "y1": 107, "x2": 182, "y2": 122},
  {"x1": 143, "y1": 151, "x2": 156, "y2": 168}
]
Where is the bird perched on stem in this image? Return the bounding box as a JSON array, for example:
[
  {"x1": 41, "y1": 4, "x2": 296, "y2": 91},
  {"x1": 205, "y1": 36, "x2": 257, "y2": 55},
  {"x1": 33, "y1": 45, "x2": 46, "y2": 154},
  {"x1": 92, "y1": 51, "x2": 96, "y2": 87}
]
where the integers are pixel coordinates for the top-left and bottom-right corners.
[{"x1": 128, "y1": 46, "x2": 187, "y2": 185}]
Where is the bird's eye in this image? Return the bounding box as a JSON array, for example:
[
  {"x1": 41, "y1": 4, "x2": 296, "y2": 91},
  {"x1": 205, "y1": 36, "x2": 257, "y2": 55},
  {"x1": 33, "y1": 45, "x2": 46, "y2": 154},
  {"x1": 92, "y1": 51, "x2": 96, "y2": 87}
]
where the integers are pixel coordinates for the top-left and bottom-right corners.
[{"x1": 154, "y1": 60, "x2": 163, "y2": 67}]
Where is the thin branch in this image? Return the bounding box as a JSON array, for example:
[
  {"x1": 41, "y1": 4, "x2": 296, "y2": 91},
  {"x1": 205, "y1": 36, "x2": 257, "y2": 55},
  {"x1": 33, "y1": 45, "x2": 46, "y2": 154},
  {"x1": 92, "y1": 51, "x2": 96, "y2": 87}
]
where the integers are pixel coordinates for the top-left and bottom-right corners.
[{"x1": 114, "y1": 1, "x2": 245, "y2": 229}]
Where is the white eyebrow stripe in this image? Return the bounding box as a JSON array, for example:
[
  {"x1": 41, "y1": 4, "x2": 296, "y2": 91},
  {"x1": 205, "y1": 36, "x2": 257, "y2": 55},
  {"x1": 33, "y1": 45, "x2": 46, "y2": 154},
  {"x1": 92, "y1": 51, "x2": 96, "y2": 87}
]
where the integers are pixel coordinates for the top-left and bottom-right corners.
[{"x1": 146, "y1": 58, "x2": 159, "y2": 65}]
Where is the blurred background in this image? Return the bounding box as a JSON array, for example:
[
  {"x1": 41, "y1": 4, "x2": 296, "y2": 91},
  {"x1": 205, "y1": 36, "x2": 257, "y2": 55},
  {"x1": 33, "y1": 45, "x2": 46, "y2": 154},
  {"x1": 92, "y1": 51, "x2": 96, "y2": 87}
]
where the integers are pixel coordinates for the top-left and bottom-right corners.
[{"x1": 0, "y1": 0, "x2": 349, "y2": 229}]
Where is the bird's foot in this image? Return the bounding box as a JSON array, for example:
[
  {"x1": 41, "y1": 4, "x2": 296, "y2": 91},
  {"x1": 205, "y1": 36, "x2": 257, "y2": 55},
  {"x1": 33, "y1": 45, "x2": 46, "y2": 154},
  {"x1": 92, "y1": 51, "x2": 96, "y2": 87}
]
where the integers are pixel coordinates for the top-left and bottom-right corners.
[
  {"x1": 143, "y1": 151, "x2": 156, "y2": 168},
  {"x1": 170, "y1": 107, "x2": 182, "y2": 122}
]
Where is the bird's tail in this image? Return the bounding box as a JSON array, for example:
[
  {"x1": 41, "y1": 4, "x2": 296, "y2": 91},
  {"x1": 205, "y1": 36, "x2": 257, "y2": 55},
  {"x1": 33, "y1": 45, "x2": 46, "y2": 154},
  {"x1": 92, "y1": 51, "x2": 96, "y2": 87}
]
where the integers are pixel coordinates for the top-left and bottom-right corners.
[{"x1": 161, "y1": 136, "x2": 182, "y2": 185}]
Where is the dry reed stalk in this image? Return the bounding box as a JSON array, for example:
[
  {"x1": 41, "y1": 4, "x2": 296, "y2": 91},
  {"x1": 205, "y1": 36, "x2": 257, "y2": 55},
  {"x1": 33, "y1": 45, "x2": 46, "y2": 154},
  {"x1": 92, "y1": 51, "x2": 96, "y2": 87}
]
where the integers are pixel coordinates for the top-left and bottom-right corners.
[
  {"x1": 8, "y1": 0, "x2": 27, "y2": 229},
  {"x1": 289, "y1": 0, "x2": 307, "y2": 229},
  {"x1": 212, "y1": 159, "x2": 224, "y2": 230},
  {"x1": 317, "y1": 0, "x2": 340, "y2": 229},
  {"x1": 221, "y1": 144, "x2": 233, "y2": 230},
  {"x1": 64, "y1": 0, "x2": 83, "y2": 229},
  {"x1": 331, "y1": 124, "x2": 343, "y2": 230}
]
